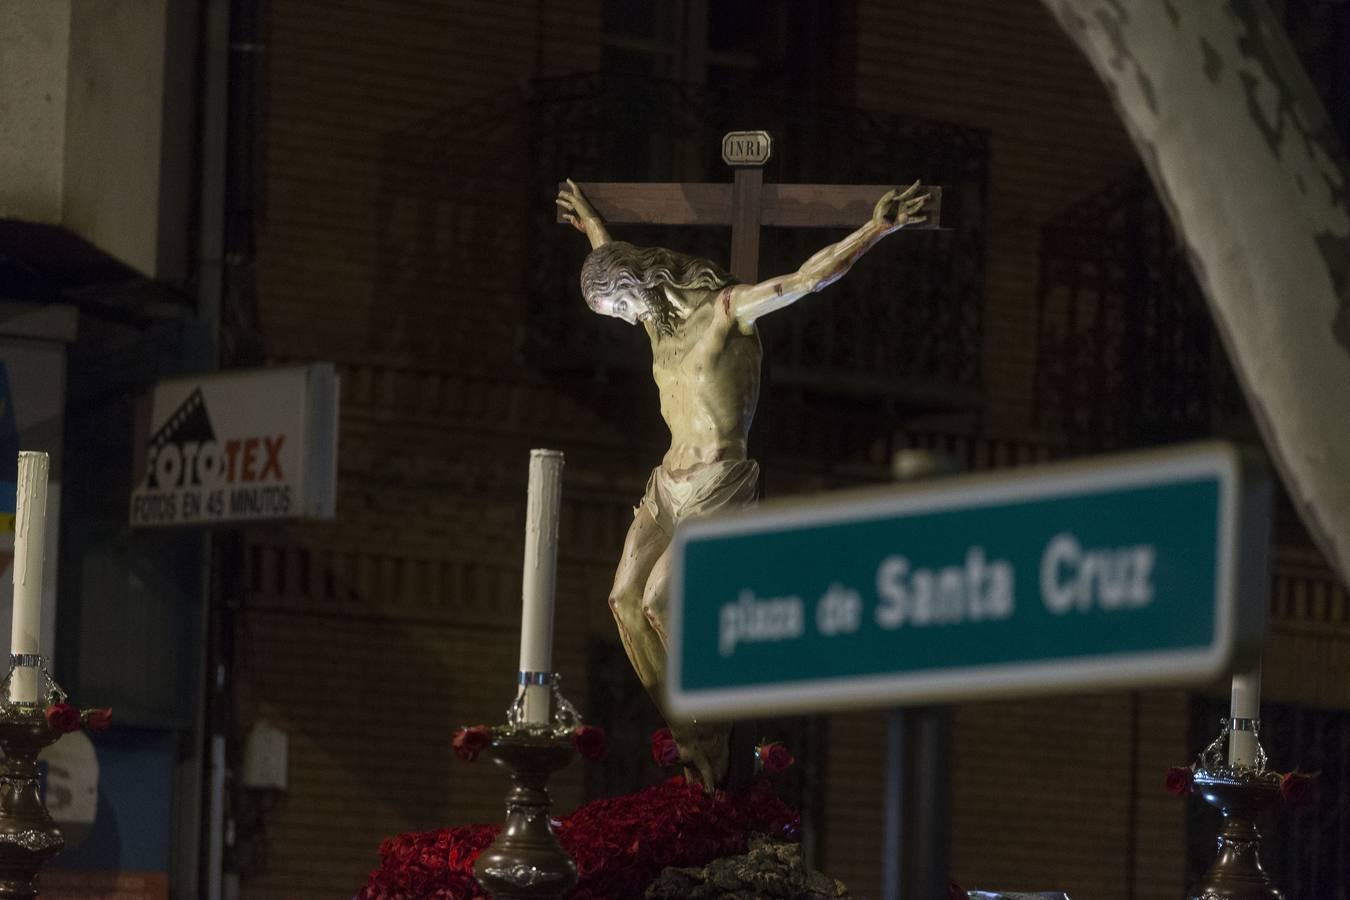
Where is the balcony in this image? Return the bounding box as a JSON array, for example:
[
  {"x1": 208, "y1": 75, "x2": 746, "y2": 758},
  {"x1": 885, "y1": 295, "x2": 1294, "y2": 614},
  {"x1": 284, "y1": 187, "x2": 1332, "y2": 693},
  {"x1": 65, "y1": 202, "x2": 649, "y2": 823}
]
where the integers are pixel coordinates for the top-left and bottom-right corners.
[{"x1": 1033, "y1": 171, "x2": 1254, "y2": 453}]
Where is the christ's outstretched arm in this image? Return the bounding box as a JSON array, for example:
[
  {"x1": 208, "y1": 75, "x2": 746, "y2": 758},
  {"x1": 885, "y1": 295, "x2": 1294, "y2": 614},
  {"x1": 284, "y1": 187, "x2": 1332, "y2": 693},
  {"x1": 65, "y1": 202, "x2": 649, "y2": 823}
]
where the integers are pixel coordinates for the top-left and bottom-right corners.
[{"x1": 727, "y1": 183, "x2": 929, "y2": 328}]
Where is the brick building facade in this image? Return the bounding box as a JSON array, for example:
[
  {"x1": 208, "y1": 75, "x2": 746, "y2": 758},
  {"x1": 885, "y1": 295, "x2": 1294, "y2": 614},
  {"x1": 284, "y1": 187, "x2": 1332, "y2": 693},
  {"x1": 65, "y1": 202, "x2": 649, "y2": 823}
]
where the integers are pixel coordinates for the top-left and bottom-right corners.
[{"x1": 230, "y1": 2, "x2": 1349, "y2": 897}]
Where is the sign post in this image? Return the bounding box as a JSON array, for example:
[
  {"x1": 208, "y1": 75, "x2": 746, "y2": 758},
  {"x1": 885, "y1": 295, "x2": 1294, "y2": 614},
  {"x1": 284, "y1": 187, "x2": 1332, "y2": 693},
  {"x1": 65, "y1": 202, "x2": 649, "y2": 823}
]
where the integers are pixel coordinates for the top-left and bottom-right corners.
[{"x1": 667, "y1": 442, "x2": 1270, "y2": 719}]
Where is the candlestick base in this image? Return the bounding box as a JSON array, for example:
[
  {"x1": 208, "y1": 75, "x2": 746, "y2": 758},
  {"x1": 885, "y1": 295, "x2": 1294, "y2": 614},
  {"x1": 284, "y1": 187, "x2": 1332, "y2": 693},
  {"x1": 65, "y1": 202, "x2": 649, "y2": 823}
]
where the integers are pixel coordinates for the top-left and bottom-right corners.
[
  {"x1": 473, "y1": 730, "x2": 578, "y2": 900},
  {"x1": 1187, "y1": 770, "x2": 1284, "y2": 900},
  {"x1": 0, "y1": 714, "x2": 65, "y2": 898}
]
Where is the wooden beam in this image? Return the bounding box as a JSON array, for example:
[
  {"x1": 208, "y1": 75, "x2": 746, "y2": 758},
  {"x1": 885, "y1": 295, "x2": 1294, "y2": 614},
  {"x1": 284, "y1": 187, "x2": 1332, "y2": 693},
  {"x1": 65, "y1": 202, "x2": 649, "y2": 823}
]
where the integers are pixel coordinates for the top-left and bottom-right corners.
[
  {"x1": 556, "y1": 183, "x2": 944, "y2": 230},
  {"x1": 764, "y1": 184, "x2": 944, "y2": 230},
  {"x1": 729, "y1": 167, "x2": 764, "y2": 282},
  {"x1": 559, "y1": 182, "x2": 732, "y2": 226}
]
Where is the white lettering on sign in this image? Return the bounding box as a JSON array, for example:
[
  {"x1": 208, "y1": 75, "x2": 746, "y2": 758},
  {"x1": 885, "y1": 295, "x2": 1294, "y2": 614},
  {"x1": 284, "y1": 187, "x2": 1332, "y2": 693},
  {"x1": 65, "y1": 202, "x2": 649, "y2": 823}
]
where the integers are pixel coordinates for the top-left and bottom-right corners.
[
  {"x1": 719, "y1": 589, "x2": 804, "y2": 656},
  {"x1": 815, "y1": 583, "x2": 863, "y2": 636},
  {"x1": 874, "y1": 546, "x2": 1014, "y2": 629},
  {"x1": 1039, "y1": 533, "x2": 1155, "y2": 614}
]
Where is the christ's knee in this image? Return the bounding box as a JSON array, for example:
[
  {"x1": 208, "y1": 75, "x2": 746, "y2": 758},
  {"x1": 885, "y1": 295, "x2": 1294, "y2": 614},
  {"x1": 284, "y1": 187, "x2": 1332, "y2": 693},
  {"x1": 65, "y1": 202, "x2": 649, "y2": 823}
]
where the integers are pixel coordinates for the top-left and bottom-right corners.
[
  {"x1": 641, "y1": 595, "x2": 668, "y2": 643},
  {"x1": 609, "y1": 591, "x2": 646, "y2": 641}
]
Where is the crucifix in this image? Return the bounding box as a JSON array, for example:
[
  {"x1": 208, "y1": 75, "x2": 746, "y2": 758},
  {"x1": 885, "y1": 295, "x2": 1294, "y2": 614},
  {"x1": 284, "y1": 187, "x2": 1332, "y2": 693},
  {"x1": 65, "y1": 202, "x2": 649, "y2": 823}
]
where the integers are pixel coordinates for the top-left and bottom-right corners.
[{"x1": 553, "y1": 131, "x2": 942, "y2": 792}]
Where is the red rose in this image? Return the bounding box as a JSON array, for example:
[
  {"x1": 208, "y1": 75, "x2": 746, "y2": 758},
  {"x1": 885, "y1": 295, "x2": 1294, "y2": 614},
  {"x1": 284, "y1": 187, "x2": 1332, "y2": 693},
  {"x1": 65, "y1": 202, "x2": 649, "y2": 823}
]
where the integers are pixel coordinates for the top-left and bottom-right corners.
[
  {"x1": 1164, "y1": 766, "x2": 1193, "y2": 797},
  {"x1": 45, "y1": 703, "x2": 81, "y2": 734},
  {"x1": 758, "y1": 741, "x2": 794, "y2": 775},
  {"x1": 84, "y1": 707, "x2": 112, "y2": 732},
  {"x1": 573, "y1": 725, "x2": 608, "y2": 762},
  {"x1": 451, "y1": 725, "x2": 491, "y2": 762},
  {"x1": 1280, "y1": 771, "x2": 1317, "y2": 807},
  {"x1": 948, "y1": 882, "x2": 967, "y2": 900},
  {"x1": 651, "y1": 727, "x2": 679, "y2": 767}
]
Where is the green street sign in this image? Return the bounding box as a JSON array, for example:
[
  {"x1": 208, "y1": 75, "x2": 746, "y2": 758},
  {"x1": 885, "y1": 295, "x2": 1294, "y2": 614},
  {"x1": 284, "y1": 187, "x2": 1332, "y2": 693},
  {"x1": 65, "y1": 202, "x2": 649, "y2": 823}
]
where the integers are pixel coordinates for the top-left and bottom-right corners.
[{"x1": 667, "y1": 442, "x2": 1270, "y2": 719}]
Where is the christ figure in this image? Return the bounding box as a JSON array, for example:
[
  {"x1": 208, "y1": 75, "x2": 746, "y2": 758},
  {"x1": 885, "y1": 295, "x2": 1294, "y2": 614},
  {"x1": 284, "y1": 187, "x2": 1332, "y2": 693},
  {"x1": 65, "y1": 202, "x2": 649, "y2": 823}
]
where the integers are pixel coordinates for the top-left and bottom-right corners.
[{"x1": 557, "y1": 179, "x2": 928, "y2": 790}]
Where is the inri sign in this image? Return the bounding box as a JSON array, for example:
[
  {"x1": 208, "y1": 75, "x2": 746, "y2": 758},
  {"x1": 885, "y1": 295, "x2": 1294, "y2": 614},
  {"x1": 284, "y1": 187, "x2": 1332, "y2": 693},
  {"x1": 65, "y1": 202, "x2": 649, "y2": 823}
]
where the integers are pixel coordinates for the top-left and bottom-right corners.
[{"x1": 667, "y1": 442, "x2": 1270, "y2": 718}]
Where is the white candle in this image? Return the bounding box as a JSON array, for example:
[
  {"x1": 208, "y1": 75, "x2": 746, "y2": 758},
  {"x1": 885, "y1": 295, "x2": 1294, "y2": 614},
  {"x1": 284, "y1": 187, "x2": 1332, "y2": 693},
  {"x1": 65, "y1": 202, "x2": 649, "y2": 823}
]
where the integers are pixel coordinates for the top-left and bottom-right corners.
[
  {"x1": 1228, "y1": 662, "x2": 1262, "y2": 768},
  {"x1": 11, "y1": 451, "x2": 49, "y2": 704},
  {"x1": 518, "y1": 449, "x2": 563, "y2": 724}
]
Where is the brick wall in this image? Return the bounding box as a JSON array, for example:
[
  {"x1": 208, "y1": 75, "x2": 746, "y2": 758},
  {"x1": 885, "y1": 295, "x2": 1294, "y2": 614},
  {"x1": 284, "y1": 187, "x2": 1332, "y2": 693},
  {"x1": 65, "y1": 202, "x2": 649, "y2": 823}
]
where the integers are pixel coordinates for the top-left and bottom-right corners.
[{"x1": 257, "y1": 0, "x2": 600, "y2": 364}]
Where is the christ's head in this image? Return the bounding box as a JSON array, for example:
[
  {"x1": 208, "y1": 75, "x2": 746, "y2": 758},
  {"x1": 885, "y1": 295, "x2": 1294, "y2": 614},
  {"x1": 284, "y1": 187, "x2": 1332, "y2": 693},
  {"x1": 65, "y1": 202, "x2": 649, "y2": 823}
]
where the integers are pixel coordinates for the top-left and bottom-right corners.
[{"x1": 579, "y1": 242, "x2": 733, "y2": 336}]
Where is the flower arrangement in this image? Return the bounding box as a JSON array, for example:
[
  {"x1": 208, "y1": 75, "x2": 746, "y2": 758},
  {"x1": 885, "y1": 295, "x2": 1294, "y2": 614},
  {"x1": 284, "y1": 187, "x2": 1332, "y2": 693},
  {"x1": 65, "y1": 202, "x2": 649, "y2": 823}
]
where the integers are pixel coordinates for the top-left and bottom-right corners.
[
  {"x1": 358, "y1": 774, "x2": 799, "y2": 900},
  {"x1": 1164, "y1": 765, "x2": 1193, "y2": 797},
  {"x1": 84, "y1": 706, "x2": 113, "y2": 732},
  {"x1": 571, "y1": 724, "x2": 608, "y2": 762},
  {"x1": 755, "y1": 741, "x2": 794, "y2": 776},
  {"x1": 43, "y1": 703, "x2": 82, "y2": 734},
  {"x1": 42, "y1": 703, "x2": 112, "y2": 735},
  {"x1": 451, "y1": 726, "x2": 491, "y2": 763},
  {"x1": 1277, "y1": 769, "x2": 1318, "y2": 806},
  {"x1": 650, "y1": 727, "x2": 679, "y2": 767}
]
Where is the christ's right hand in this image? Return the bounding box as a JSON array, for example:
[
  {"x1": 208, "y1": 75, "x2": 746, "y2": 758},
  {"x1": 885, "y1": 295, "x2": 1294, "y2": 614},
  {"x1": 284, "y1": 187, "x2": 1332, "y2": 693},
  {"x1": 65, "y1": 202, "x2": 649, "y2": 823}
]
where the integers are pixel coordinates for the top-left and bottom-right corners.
[
  {"x1": 557, "y1": 179, "x2": 597, "y2": 232},
  {"x1": 556, "y1": 178, "x2": 612, "y2": 249}
]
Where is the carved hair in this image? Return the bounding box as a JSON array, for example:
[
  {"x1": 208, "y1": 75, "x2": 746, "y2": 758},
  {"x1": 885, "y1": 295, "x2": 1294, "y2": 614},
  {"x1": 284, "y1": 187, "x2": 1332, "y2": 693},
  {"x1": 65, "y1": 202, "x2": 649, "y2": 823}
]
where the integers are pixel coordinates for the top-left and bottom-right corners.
[{"x1": 579, "y1": 242, "x2": 734, "y2": 335}]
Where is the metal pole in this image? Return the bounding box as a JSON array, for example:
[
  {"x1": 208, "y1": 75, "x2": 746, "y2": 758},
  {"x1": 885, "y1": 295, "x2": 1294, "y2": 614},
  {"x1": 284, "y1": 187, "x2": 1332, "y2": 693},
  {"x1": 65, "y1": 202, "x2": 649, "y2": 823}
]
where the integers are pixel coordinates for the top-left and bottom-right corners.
[
  {"x1": 881, "y1": 708, "x2": 908, "y2": 900},
  {"x1": 908, "y1": 706, "x2": 951, "y2": 898},
  {"x1": 882, "y1": 449, "x2": 959, "y2": 900},
  {"x1": 183, "y1": 1, "x2": 231, "y2": 897}
]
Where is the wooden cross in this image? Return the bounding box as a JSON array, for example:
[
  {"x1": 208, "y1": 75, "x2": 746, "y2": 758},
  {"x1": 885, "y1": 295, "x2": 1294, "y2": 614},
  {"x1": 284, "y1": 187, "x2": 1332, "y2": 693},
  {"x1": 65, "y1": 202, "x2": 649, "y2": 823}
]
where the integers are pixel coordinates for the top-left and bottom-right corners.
[
  {"x1": 554, "y1": 134, "x2": 948, "y2": 817},
  {"x1": 556, "y1": 131, "x2": 943, "y2": 283}
]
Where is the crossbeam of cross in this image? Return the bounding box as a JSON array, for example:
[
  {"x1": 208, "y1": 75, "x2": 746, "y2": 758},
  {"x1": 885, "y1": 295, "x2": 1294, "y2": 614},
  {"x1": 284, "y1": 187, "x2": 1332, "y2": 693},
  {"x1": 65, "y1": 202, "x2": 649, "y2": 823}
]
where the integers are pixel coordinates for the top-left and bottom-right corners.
[{"x1": 557, "y1": 137, "x2": 942, "y2": 282}]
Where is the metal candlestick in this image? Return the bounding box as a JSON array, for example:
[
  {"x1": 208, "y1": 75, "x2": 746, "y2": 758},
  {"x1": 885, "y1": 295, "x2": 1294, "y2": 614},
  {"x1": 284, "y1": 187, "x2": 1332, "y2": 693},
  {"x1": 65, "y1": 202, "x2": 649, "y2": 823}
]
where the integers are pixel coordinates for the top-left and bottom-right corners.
[
  {"x1": 472, "y1": 674, "x2": 582, "y2": 900},
  {"x1": 0, "y1": 657, "x2": 74, "y2": 898},
  {"x1": 473, "y1": 731, "x2": 578, "y2": 899},
  {"x1": 1187, "y1": 718, "x2": 1284, "y2": 900},
  {"x1": 0, "y1": 714, "x2": 64, "y2": 898}
]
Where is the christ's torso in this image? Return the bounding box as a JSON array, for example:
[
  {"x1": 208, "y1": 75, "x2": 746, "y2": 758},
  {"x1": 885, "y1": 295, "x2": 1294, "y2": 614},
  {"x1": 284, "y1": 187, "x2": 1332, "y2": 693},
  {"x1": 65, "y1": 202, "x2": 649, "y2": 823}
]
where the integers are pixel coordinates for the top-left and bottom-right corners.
[{"x1": 648, "y1": 291, "x2": 762, "y2": 473}]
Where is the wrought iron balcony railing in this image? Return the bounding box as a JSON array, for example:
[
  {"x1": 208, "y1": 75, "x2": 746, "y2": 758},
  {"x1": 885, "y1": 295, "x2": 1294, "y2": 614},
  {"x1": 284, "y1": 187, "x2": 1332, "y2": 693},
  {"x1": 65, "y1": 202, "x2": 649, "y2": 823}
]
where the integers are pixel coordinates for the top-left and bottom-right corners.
[{"x1": 1034, "y1": 171, "x2": 1253, "y2": 453}]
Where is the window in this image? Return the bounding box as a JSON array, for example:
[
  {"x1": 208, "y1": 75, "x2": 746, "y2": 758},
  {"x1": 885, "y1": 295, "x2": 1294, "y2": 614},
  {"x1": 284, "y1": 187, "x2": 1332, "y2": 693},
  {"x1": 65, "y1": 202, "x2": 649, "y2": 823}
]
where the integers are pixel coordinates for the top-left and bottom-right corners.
[{"x1": 598, "y1": 0, "x2": 797, "y2": 179}]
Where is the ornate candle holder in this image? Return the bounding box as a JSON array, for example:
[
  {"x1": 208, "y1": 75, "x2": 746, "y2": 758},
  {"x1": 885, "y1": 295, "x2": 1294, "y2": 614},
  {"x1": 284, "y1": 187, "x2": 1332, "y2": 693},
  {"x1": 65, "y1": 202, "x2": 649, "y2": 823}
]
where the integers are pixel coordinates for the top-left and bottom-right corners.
[
  {"x1": 468, "y1": 673, "x2": 593, "y2": 900},
  {"x1": 1186, "y1": 717, "x2": 1285, "y2": 900},
  {"x1": 0, "y1": 655, "x2": 110, "y2": 898}
]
